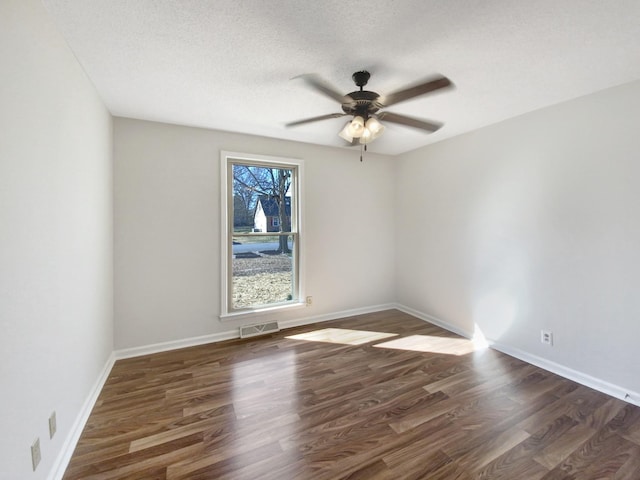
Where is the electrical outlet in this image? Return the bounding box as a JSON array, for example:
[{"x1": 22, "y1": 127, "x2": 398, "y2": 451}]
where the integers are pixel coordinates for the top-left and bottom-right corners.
[
  {"x1": 541, "y1": 330, "x2": 553, "y2": 346},
  {"x1": 306, "y1": 296, "x2": 313, "y2": 306},
  {"x1": 49, "y1": 411, "x2": 57, "y2": 439},
  {"x1": 31, "y1": 438, "x2": 41, "y2": 471}
]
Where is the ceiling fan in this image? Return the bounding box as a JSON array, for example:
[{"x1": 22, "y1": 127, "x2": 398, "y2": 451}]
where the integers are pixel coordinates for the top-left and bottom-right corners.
[{"x1": 286, "y1": 70, "x2": 454, "y2": 146}]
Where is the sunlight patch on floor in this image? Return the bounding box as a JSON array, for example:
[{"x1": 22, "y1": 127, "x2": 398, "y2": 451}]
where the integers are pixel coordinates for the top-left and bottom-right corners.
[
  {"x1": 286, "y1": 328, "x2": 398, "y2": 345},
  {"x1": 373, "y1": 334, "x2": 477, "y2": 356}
]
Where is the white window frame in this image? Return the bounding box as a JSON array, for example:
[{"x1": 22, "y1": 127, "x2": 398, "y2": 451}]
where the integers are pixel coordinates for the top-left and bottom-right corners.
[{"x1": 219, "y1": 151, "x2": 305, "y2": 320}]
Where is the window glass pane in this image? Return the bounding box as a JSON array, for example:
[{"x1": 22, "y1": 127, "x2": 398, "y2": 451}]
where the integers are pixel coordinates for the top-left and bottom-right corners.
[
  {"x1": 232, "y1": 164, "x2": 294, "y2": 235},
  {"x1": 223, "y1": 154, "x2": 301, "y2": 316},
  {"x1": 232, "y1": 235, "x2": 295, "y2": 309}
]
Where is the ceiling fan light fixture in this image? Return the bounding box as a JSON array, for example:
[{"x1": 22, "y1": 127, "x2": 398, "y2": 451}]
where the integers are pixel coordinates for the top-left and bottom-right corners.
[
  {"x1": 359, "y1": 127, "x2": 372, "y2": 144},
  {"x1": 338, "y1": 121, "x2": 354, "y2": 142},
  {"x1": 365, "y1": 116, "x2": 385, "y2": 139},
  {"x1": 288, "y1": 70, "x2": 453, "y2": 153},
  {"x1": 359, "y1": 117, "x2": 385, "y2": 144},
  {"x1": 347, "y1": 115, "x2": 365, "y2": 137}
]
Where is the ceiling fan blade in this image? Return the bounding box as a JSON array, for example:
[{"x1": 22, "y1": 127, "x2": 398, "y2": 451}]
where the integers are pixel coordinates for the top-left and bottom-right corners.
[
  {"x1": 378, "y1": 112, "x2": 443, "y2": 132},
  {"x1": 381, "y1": 75, "x2": 453, "y2": 108},
  {"x1": 286, "y1": 113, "x2": 347, "y2": 127},
  {"x1": 293, "y1": 74, "x2": 348, "y2": 104}
]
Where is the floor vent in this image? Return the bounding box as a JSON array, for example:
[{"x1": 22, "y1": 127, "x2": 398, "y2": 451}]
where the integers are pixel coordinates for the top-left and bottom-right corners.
[{"x1": 240, "y1": 321, "x2": 280, "y2": 339}]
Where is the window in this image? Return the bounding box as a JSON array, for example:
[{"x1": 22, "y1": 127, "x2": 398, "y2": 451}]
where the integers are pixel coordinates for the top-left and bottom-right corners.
[{"x1": 220, "y1": 152, "x2": 304, "y2": 318}]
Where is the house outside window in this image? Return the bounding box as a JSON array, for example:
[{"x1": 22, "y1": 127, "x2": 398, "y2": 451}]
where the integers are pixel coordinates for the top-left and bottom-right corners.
[
  {"x1": 254, "y1": 196, "x2": 290, "y2": 232},
  {"x1": 220, "y1": 152, "x2": 304, "y2": 318}
]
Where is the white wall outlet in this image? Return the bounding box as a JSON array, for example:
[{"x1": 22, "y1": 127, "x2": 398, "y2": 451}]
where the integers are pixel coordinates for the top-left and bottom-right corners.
[
  {"x1": 305, "y1": 296, "x2": 313, "y2": 306},
  {"x1": 541, "y1": 329, "x2": 553, "y2": 346},
  {"x1": 31, "y1": 437, "x2": 41, "y2": 471},
  {"x1": 49, "y1": 411, "x2": 57, "y2": 439}
]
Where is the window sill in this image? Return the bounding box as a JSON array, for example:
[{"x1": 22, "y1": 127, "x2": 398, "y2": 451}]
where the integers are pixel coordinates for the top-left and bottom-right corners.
[{"x1": 219, "y1": 301, "x2": 306, "y2": 322}]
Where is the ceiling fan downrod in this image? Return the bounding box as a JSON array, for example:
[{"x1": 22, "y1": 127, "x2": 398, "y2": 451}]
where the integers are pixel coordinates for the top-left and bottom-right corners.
[{"x1": 352, "y1": 71, "x2": 370, "y2": 91}]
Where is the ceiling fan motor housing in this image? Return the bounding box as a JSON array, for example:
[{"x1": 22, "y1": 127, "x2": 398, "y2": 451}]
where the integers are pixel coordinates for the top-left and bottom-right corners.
[
  {"x1": 342, "y1": 91, "x2": 382, "y2": 117},
  {"x1": 343, "y1": 71, "x2": 382, "y2": 118}
]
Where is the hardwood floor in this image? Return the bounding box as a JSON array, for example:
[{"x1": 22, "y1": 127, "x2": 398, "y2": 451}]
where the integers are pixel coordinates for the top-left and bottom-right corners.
[{"x1": 63, "y1": 310, "x2": 640, "y2": 479}]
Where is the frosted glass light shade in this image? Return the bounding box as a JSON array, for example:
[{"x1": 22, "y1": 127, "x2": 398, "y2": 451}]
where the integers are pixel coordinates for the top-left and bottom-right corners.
[
  {"x1": 359, "y1": 127, "x2": 372, "y2": 144},
  {"x1": 347, "y1": 116, "x2": 365, "y2": 137},
  {"x1": 339, "y1": 116, "x2": 385, "y2": 144},
  {"x1": 365, "y1": 117, "x2": 385, "y2": 139},
  {"x1": 338, "y1": 121, "x2": 353, "y2": 142}
]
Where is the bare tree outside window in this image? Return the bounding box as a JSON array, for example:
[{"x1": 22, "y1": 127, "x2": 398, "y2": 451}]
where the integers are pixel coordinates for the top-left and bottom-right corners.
[
  {"x1": 233, "y1": 165, "x2": 292, "y2": 252},
  {"x1": 226, "y1": 161, "x2": 299, "y2": 311}
]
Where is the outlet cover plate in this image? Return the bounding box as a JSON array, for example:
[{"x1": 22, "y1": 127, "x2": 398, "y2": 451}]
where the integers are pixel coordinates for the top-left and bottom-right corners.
[
  {"x1": 31, "y1": 438, "x2": 41, "y2": 471},
  {"x1": 49, "y1": 411, "x2": 57, "y2": 438}
]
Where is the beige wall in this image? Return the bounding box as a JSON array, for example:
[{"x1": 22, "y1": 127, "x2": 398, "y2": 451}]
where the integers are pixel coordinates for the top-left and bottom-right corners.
[
  {"x1": 5, "y1": 2, "x2": 640, "y2": 477},
  {"x1": 396, "y1": 80, "x2": 640, "y2": 399},
  {"x1": 0, "y1": 1, "x2": 113, "y2": 478},
  {"x1": 113, "y1": 80, "x2": 640, "y2": 401},
  {"x1": 114, "y1": 118, "x2": 396, "y2": 349}
]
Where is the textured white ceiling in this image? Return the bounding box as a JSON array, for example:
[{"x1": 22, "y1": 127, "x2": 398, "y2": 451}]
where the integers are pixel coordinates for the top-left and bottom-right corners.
[{"x1": 42, "y1": 0, "x2": 640, "y2": 155}]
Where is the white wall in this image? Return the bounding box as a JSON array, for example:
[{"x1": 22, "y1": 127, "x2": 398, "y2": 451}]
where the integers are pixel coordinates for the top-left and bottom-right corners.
[
  {"x1": 114, "y1": 118, "x2": 396, "y2": 349},
  {"x1": 396, "y1": 80, "x2": 640, "y2": 397},
  {"x1": 0, "y1": 1, "x2": 113, "y2": 478}
]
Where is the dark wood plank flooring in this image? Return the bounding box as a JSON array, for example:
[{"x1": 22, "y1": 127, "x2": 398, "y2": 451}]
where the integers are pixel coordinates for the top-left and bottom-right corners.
[{"x1": 63, "y1": 310, "x2": 640, "y2": 479}]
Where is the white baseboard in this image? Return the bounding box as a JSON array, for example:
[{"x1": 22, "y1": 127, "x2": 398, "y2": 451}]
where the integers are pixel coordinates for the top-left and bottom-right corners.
[
  {"x1": 393, "y1": 303, "x2": 474, "y2": 339},
  {"x1": 489, "y1": 340, "x2": 640, "y2": 408},
  {"x1": 47, "y1": 352, "x2": 116, "y2": 480},
  {"x1": 115, "y1": 331, "x2": 239, "y2": 359},
  {"x1": 47, "y1": 303, "x2": 393, "y2": 478},
  {"x1": 279, "y1": 303, "x2": 397, "y2": 330},
  {"x1": 54, "y1": 302, "x2": 638, "y2": 480},
  {"x1": 115, "y1": 303, "x2": 396, "y2": 360},
  {"x1": 395, "y1": 303, "x2": 640, "y2": 408}
]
